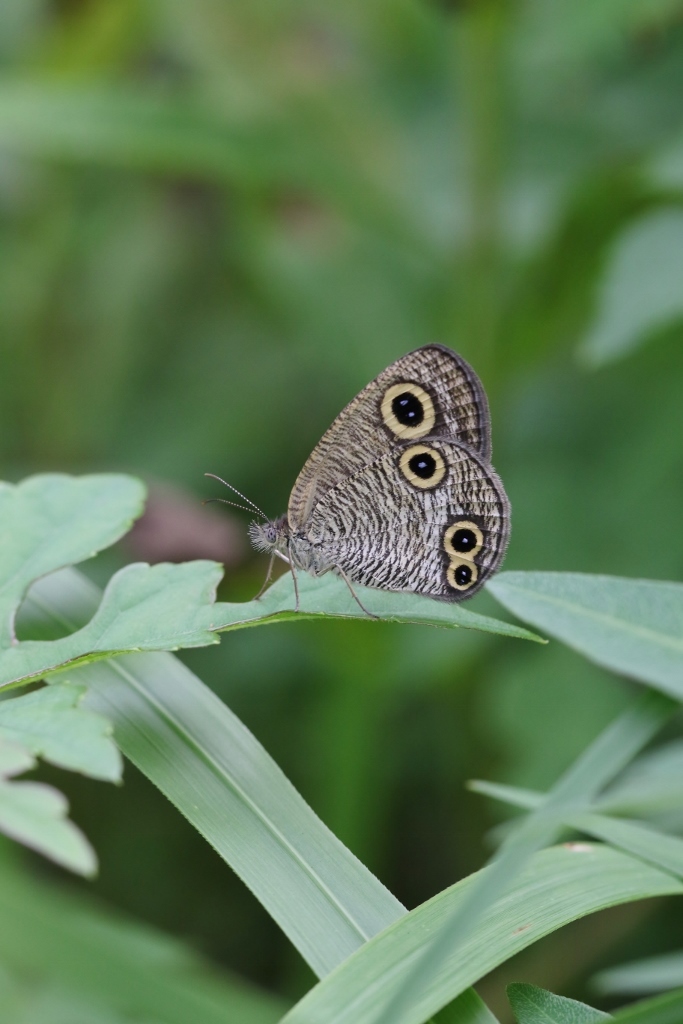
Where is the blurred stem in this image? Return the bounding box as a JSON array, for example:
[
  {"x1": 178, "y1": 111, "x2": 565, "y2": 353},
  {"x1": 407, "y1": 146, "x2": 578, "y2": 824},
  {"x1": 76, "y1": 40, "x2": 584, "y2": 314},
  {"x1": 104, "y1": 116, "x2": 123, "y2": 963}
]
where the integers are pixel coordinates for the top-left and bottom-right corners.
[
  {"x1": 312, "y1": 626, "x2": 392, "y2": 872},
  {"x1": 454, "y1": 0, "x2": 509, "y2": 391}
]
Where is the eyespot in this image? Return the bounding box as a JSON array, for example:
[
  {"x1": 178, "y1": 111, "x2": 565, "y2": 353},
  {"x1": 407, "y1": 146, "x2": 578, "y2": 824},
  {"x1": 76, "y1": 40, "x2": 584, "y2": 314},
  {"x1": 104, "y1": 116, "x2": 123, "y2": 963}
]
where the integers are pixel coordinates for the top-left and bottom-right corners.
[
  {"x1": 381, "y1": 382, "x2": 435, "y2": 439},
  {"x1": 398, "y1": 445, "x2": 446, "y2": 489},
  {"x1": 446, "y1": 557, "x2": 478, "y2": 591},
  {"x1": 443, "y1": 521, "x2": 483, "y2": 559}
]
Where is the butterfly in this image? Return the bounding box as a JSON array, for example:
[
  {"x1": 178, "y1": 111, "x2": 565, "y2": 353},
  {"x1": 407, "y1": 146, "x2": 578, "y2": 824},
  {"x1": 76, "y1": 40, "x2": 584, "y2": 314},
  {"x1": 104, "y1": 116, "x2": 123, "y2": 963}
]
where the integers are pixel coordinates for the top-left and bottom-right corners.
[{"x1": 212, "y1": 345, "x2": 510, "y2": 615}]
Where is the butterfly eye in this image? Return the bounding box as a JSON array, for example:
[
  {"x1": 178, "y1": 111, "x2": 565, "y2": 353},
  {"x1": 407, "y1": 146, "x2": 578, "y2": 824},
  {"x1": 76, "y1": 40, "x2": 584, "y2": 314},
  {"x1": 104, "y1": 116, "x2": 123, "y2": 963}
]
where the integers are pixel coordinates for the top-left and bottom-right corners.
[
  {"x1": 398, "y1": 445, "x2": 446, "y2": 489},
  {"x1": 380, "y1": 382, "x2": 436, "y2": 439},
  {"x1": 446, "y1": 558, "x2": 478, "y2": 591},
  {"x1": 443, "y1": 521, "x2": 483, "y2": 559}
]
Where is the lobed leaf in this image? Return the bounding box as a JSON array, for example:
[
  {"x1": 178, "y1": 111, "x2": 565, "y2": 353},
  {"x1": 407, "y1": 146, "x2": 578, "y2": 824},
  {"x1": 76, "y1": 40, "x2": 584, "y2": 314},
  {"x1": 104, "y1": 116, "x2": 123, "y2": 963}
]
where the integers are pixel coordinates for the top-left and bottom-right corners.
[
  {"x1": 487, "y1": 572, "x2": 683, "y2": 697},
  {"x1": 2, "y1": 560, "x2": 227, "y2": 689},
  {"x1": 0, "y1": 473, "x2": 540, "y2": 691},
  {"x1": 0, "y1": 740, "x2": 95, "y2": 875},
  {"x1": 507, "y1": 983, "x2": 611, "y2": 1023},
  {"x1": 0, "y1": 473, "x2": 145, "y2": 646},
  {"x1": 0, "y1": 681, "x2": 121, "y2": 781}
]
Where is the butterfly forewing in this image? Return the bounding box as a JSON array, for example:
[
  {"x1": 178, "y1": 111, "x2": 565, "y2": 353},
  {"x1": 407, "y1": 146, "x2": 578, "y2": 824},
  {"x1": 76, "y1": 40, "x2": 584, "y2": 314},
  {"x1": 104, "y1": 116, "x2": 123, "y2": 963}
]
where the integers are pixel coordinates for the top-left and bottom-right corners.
[{"x1": 288, "y1": 345, "x2": 492, "y2": 533}]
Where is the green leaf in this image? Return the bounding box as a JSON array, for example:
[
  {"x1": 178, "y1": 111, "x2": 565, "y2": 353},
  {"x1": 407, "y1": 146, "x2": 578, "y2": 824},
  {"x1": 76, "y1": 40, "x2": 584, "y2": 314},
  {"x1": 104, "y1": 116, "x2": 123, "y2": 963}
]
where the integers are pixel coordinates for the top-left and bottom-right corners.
[
  {"x1": 567, "y1": 813, "x2": 683, "y2": 880},
  {"x1": 0, "y1": 473, "x2": 145, "y2": 645},
  {"x1": 0, "y1": 854, "x2": 285, "y2": 1024},
  {"x1": 612, "y1": 987, "x2": 683, "y2": 1023},
  {"x1": 213, "y1": 571, "x2": 544, "y2": 642},
  {"x1": 507, "y1": 983, "x2": 611, "y2": 1023},
  {"x1": 0, "y1": 472, "x2": 539, "y2": 691},
  {"x1": 0, "y1": 740, "x2": 96, "y2": 875},
  {"x1": 2, "y1": 560, "x2": 228, "y2": 688},
  {"x1": 21, "y1": 565, "x2": 499, "y2": 1024},
  {"x1": 22, "y1": 566, "x2": 406, "y2": 976},
  {"x1": 434, "y1": 991, "x2": 502, "y2": 1024},
  {"x1": 487, "y1": 572, "x2": 683, "y2": 697},
  {"x1": 578, "y1": 209, "x2": 683, "y2": 368},
  {"x1": 373, "y1": 690, "x2": 675, "y2": 1024},
  {"x1": 595, "y1": 954, "x2": 683, "y2": 997},
  {"x1": 0, "y1": 682, "x2": 121, "y2": 780},
  {"x1": 598, "y1": 742, "x2": 683, "y2": 817},
  {"x1": 280, "y1": 845, "x2": 681, "y2": 1024}
]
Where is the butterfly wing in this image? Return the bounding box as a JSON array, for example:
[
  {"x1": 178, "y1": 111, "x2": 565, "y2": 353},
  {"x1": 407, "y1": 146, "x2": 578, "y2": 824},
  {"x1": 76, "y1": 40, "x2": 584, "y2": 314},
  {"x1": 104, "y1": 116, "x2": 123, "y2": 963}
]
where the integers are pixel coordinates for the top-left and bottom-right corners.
[
  {"x1": 300, "y1": 437, "x2": 510, "y2": 601},
  {"x1": 288, "y1": 345, "x2": 492, "y2": 533}
]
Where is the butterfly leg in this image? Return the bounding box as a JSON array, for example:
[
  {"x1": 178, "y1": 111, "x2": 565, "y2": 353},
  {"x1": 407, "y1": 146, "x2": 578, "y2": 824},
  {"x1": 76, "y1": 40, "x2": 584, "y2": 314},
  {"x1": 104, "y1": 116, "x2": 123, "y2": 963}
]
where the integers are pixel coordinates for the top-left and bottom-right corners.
[
  {"x1": 253, "y1": 549, "x2": 277, "y2": 600},
  {"x1": 288, "y1": 543, "x2": 301, "y2": 612},
  {"x1": 337, "y1": 566, "x2": 378, "y2": 620}
]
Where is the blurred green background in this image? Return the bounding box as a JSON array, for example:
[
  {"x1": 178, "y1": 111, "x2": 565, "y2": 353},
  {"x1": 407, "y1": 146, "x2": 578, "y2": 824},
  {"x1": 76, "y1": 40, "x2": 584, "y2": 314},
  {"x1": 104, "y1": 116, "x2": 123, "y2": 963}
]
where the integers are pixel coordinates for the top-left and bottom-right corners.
[{"x1": 2, "y1": 0, "x2": 683, "y2": 1018}]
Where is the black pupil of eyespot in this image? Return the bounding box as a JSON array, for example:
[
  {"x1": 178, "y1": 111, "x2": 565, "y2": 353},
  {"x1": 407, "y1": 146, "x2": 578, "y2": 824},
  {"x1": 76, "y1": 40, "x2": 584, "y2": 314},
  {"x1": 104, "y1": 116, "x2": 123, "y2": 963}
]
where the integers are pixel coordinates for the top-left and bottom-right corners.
[
  {"x1": 452, "y1": 528, "x2": 477, "y2": 552},
  {"x1": 408, "y1": 452, "x2": 436, "y2": 479},
  {"x1": 455, "y1": 565, "x2": 472, "y2": 586},
  {"x1": 392, "y1": 391, "x2": 424, "y2": 426}
]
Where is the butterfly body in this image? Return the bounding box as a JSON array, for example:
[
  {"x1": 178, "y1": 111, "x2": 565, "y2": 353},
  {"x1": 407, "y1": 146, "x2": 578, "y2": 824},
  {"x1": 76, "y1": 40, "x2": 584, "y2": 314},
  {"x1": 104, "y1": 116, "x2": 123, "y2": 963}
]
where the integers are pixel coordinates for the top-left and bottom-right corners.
[{"x1": 250, "y1": 345, "x2": 510, "y2": 603}]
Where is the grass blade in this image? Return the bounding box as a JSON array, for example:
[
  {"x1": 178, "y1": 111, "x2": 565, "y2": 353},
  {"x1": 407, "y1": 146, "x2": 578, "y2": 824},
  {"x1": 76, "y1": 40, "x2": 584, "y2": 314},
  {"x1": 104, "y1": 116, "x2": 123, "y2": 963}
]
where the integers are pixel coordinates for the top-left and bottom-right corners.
[
  {"x1": 487, "y1": 573, "x2": 683, "y2": 696},
  {"x1": 281, "y1": 845, "x2": 682, "y2": 1024}
]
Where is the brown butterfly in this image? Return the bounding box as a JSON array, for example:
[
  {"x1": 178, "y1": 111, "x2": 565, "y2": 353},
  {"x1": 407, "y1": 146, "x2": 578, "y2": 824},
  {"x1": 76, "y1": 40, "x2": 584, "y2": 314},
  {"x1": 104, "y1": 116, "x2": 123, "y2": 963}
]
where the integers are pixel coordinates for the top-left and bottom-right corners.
[{"x1": 212, "y1": 345, "x2": 510, "y2": 615}]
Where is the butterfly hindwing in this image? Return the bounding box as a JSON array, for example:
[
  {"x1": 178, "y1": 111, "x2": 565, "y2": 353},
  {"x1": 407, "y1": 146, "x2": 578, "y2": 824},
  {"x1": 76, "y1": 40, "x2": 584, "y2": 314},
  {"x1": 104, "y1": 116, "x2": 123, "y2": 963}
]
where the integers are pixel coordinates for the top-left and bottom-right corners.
[
  {"x1": 302, "y1": 437, "x2": 510, "y2": 601},
  {"x1": 288, "y1": 345, "x2": 492, "y2": 533}
]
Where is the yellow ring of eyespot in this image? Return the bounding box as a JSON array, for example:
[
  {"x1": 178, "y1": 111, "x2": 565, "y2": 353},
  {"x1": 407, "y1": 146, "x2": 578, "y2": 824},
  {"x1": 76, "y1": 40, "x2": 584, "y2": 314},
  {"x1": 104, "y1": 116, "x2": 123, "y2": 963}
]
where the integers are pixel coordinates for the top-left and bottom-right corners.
[
  {"x1": 446, "y1": 557, "x2": 479, "y2": 591},
  {"x1": 443, "y1": 521, "x2": 483, "y2": 559},
  {"x1": 398, "y1": 445, "x2": 447, "y2": 489},
  {"x1": 380, "y1": 382, "x2": 435, "y2": 439}
]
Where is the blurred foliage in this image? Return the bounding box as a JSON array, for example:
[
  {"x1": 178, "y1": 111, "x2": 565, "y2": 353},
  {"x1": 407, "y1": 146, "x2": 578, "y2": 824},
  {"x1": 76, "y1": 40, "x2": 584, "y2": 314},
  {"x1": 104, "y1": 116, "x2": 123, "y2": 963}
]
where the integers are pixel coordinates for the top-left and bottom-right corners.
[{"x1": 1, "y1": 0, "x2": 683, "y2": 1020}]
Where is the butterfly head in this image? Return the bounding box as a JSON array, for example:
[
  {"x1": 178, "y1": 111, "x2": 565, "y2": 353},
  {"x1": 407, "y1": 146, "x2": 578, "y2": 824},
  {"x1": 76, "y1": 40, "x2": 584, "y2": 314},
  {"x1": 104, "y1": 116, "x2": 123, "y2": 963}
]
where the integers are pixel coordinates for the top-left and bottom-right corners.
[{"x1": 249, "y1": 515, "x2": 290, "y2": 556}]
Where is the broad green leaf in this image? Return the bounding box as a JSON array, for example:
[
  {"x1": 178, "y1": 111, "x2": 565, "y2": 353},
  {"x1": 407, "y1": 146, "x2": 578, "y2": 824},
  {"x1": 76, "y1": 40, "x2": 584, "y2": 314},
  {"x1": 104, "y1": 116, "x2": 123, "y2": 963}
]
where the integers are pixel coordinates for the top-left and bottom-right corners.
[
  {"x1": 612, "y1": 987, "x2": 683, "y2": 1023},
  {"x1": 213, "y1": 571, "x2": 543, "y2": 642},
  {"x1": 0, "y1": 854, "x2": 285, "y2": 1024},
  {"x1": 507, "y1": 983, "x2": 611, "y2": 1023},
  {"x1": 280, "y1": 845, "x2": 682, "y2": 1024},
  {"x1": 0, "y1": 740, "x2": 95, "y2": 875},
  {"x1": 595, "y1": 954, "x2": 683, "y2": 997},
  {"x1": 578, "y1": 209, "x2": 683, "y2": 367},
  {"x1": 0, "y1": 681, "x2": 121, "y2": 780},
  {"x1": 487, "y1": 572, "x2": 683, "y2": 697}
]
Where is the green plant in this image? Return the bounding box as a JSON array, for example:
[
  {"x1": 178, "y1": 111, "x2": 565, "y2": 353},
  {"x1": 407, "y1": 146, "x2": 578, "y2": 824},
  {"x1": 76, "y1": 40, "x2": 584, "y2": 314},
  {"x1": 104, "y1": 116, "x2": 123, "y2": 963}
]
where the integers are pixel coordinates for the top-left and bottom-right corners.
[{"x1": 4, "y1": 470, "x2": 683, "y2": 1023}]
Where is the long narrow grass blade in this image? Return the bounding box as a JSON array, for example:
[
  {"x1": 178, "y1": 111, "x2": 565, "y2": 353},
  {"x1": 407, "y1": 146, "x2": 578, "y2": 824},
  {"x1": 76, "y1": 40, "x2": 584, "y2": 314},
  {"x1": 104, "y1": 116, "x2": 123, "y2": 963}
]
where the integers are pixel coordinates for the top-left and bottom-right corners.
[{"x1": 281, "y1": 845, "x2": 682, "y2": 1024}]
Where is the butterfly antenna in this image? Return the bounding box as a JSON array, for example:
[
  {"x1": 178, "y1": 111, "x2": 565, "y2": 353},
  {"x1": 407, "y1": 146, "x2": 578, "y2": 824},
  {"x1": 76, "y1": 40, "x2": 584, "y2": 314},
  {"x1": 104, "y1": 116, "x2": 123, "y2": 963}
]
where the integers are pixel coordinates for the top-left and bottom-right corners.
[
  {"x1": 203, "y1": 497, "x2": 263, "y2": 515},
  {"x1": 204, "y1": 473, "x2": 267, "y2": 519}
]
